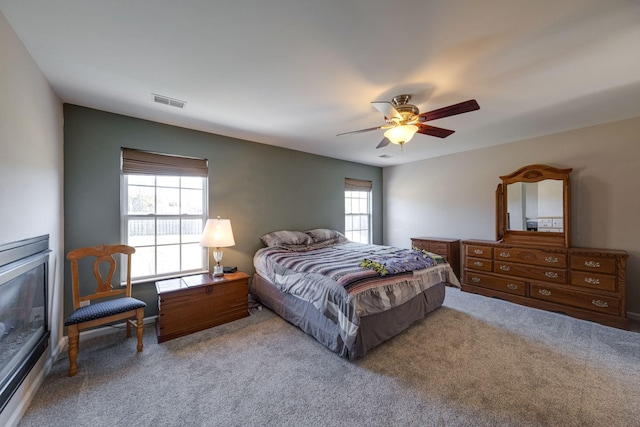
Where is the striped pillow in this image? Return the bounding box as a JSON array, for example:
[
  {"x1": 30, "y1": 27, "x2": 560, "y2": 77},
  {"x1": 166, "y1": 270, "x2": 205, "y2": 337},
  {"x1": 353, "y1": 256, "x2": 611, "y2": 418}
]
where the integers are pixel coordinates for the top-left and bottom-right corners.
[
  {"x1": 305, "y1": 229, "x2": 345, "y2": 243},
  {"x1": 261, "y1": 230, "x2": 313, "y2": 247}
]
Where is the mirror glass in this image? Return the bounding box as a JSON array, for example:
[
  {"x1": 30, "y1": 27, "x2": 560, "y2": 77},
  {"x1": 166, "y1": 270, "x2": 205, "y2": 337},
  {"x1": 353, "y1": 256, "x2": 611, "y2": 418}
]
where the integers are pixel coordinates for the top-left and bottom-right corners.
[{"x1": 506, "y1": 180, "x2": 564, "y2": 233}]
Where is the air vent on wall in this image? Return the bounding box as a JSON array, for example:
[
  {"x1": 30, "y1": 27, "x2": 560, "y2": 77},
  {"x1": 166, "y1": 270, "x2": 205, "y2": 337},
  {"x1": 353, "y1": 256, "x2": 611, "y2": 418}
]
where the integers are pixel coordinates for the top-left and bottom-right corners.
[{"x1": 152, "y1": 93, "x2": 186, "y2": 109}]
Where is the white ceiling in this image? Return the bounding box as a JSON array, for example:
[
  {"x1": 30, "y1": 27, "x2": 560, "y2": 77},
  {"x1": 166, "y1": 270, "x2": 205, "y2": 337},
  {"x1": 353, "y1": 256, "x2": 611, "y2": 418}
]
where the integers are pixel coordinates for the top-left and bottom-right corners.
[{"x1": 2, "y1": 0, "x2": 640, "y2": 167}]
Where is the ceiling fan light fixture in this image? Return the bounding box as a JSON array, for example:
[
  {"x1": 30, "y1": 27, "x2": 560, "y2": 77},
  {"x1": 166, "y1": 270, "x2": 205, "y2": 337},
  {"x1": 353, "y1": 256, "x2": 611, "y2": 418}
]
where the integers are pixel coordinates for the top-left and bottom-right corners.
[{"x1": 384, "y1": 125, "x2": 418, "y2": 145}]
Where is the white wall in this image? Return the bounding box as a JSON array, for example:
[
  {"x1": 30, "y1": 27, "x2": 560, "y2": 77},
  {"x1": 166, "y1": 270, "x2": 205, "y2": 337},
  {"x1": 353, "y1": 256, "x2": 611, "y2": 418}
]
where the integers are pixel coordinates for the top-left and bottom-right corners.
[
  {"x1": 384, "y1": 116, "x2": 640, "y2": 318},
  {"x1": 0, "y1": 12, "x2": 64, "y2": 427}
]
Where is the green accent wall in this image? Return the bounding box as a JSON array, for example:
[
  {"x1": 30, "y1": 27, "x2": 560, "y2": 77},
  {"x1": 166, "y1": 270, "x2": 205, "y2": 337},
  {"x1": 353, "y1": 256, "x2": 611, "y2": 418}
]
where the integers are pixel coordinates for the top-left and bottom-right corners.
[{"x1": 64, "y1": 104, "x2": 382, "y2": 318}]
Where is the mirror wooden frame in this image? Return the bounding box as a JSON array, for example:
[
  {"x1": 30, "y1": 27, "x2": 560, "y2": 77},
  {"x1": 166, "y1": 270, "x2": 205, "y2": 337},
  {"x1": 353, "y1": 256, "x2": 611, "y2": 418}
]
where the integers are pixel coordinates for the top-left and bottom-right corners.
[{"x1": 496, "y1": 164, "x2": 572, "y2": 247}]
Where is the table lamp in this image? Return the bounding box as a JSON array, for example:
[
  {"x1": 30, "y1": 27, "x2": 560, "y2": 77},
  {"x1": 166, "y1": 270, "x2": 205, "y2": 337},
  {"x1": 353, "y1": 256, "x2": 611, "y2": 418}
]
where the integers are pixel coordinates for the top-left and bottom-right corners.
[{"x1": 200, "y1": 217, "x2": 235, "y2": 276}]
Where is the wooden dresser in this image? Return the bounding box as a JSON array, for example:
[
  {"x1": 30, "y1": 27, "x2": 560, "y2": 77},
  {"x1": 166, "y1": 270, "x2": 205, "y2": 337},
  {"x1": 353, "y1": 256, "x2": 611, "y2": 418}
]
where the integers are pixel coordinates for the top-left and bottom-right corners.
[
  {"x1": 462, "y1": 240, "x2": 629, "y2": 329},
  {"x1": 155, "y1": 272, "x2": 250, "y2": 343},
  {"x1": 411, "y1": 237, "x2": 461, "y2": 279}
]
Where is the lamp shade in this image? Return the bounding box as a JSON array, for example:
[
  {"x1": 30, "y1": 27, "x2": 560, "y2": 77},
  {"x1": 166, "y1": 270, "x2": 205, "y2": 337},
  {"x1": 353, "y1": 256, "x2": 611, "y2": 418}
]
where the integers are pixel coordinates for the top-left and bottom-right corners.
[
  {"x1": 200, "y1": 218, "x2": 235, "y2": 248},
  {"x1": 384, "y1": 124, "x2": 419, "y2": 145}
]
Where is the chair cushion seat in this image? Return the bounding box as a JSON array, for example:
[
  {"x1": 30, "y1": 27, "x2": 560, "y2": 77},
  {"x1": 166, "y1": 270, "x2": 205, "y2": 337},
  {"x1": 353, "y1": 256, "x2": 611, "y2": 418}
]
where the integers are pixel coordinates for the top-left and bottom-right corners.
[{"x1": 65, "y1": 297, "x2": 146, "y2": 326}]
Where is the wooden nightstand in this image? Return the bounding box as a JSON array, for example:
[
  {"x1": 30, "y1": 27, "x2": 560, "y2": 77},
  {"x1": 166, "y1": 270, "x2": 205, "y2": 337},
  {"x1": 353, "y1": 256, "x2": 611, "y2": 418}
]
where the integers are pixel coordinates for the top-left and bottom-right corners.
[
  {"x1": 411, "y1": 237, "x2": 461, "y2": 279},
  {"x1": 155, "y1": 271, "x2": 250, "y2": 343}
]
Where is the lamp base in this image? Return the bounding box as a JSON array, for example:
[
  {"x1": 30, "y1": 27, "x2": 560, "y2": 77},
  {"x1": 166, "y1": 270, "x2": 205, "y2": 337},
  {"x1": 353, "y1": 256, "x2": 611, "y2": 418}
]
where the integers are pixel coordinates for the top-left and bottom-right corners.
[{"x1": 213, "y1": 264, "x2": 224, "y2": 277}]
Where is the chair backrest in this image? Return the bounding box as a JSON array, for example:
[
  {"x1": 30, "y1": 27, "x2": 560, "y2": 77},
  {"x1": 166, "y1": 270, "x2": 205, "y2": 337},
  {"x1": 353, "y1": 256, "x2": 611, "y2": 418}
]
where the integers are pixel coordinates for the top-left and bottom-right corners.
[{"x1": 67, "y1": 244, "x2": 136, "y2": 310}]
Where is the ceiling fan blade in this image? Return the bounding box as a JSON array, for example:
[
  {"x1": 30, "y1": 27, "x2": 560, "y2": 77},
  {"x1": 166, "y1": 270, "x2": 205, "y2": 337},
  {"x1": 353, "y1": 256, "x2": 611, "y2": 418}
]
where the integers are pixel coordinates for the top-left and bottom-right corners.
[
  {"x1": 418, "y1": 99, "x2": 480, "y2": 122},
  {"x1": 416, "y1": 124, "x2": 456, "y2": 138},
  {"x1": 376, "y1": 137, "x2": 391, "y2": 149},
  {"x1": 336, "y1": 126, "x2": 383, "y2": 137},
  {"x1": 371, "y1": 101, "x2": 402, "y2": 120}
]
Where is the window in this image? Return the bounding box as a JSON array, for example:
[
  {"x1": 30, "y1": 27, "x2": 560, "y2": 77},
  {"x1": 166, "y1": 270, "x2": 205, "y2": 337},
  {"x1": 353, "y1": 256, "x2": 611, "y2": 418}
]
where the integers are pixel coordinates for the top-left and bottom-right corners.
[
  {"x1": 345, "y1": 178, "x2": 372, "y2": 244},
  {"x1": 121, "y1": 148, "x2": 208, "y2": 281}
]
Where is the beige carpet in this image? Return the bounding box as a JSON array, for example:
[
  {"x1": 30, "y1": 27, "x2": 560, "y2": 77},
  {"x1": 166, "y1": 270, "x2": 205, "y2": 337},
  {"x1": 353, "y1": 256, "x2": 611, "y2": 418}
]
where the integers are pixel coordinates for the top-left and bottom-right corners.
[{"x1": 18, "y1": 288, "x2": 640, "y2": 426}]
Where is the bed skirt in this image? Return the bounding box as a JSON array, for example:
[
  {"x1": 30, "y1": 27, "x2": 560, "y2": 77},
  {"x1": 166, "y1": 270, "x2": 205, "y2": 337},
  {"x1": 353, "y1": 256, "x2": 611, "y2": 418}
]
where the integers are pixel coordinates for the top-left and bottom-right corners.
[{"x1": 250, "y1": 273, "x2": 446, "y2": 360}]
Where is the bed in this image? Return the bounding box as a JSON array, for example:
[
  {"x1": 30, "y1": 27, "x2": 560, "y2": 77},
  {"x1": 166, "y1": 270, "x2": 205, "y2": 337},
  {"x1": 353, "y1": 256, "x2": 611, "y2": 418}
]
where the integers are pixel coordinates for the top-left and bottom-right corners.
[{"x1": 250, "y1": 229, "x2": 460, "y2": 359}]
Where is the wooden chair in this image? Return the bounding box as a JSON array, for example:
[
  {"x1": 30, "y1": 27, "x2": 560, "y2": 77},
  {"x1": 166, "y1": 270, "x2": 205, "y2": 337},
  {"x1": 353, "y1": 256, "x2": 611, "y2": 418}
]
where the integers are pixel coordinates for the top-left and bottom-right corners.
[{"x1": 64, "y1": 244, "x2": 146, "y2": 376}]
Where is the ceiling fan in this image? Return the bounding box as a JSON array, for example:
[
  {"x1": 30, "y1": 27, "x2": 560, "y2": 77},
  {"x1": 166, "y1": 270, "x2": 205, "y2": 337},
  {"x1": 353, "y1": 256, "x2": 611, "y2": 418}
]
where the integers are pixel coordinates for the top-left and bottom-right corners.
[{"x1": 337, "y1": 95, "x2": 480, "y2": 148}]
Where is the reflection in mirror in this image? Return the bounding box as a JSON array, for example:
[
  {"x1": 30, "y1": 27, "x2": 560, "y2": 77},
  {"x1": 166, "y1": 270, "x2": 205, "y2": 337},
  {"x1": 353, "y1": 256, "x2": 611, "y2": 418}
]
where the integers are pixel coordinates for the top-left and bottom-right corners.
[{"x1": 507, "y1": 180, "x2": 564, "y2": 232}]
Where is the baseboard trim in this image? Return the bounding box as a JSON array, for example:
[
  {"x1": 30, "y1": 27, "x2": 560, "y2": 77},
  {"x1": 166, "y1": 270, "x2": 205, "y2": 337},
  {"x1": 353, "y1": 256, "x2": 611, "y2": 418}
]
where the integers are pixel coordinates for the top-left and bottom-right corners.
[{"x1": 626, "y1": 311, "x2": 640, "y2": 323}]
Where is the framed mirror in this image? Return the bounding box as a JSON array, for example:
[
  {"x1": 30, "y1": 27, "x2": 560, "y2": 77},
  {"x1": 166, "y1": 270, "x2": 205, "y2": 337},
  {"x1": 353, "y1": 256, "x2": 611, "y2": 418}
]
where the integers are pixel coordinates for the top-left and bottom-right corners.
[{"x1": 496, "y1": 164, "x2": 572, "y2": 247}]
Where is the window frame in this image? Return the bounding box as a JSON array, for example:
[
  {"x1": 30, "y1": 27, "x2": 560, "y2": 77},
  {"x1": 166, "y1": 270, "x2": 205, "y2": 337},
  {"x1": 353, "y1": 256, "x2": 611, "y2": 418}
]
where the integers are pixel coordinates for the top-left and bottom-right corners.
[
  {"x1": 344, "y1": 178, "x2": 373, "y2": 244},
  {"x1": 120, "y1": 149, "x2": 209, "y2": 283}
]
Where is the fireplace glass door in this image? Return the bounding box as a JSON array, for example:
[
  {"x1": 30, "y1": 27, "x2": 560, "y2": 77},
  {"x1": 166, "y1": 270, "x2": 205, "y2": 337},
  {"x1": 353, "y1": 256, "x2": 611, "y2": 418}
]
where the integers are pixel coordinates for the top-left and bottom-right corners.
[{"x1": 0, "y1": 236, "x2": 49, "y2": 412}]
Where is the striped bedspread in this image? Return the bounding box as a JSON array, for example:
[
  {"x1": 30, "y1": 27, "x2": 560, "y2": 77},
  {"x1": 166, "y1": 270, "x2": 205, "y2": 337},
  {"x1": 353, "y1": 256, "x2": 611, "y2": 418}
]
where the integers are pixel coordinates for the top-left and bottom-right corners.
[
  {"x1": 253, "y1": 241, "x2": 460, "y2": 350},
  {"x1": 260, "y1": 242, "x2": 439, "y2": 290}
]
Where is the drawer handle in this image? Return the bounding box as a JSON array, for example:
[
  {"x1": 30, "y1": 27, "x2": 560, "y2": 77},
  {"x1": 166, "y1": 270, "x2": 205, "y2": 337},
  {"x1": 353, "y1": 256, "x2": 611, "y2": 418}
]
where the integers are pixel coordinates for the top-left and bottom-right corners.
[
  {"x1": 473, "y1": 249, "x2": 484, "y2": 255},
  {"x1": 545, "y1": 271, "x2": 559, "y2": 279},
  {"x1": 545, "y1": 256, "x2": 559, "y2": 263},
  {"x1": 206, "y1": 286, "x2": 214, "y2": 295},
  {"x1": 584, "y1": 261, "x2": 601, "y2": 268},
  {"x1": 592, "y1": 300, "x2": 608, "y2": 308},
  {"x1": 499, "y1": 252, "x2": 511, "y2": 258},
  {"x1": 507, "y1": 284, "x2": 518, "y2": 290},
  {"x1": 473, "y1": 261, "x2": 484, "y2": 267},
  {"x1": 584, "y1": 277, "x2": 600, "y2": 285},
  {"x1": 500, "y1": 265, "x2": 511, "y2": 271},
  {"x1": 471, "y1": 277, "x2": 481, "y2": 283},
  {"x1": 538, "y1": 289, "x2": 552, "y2": 296}
]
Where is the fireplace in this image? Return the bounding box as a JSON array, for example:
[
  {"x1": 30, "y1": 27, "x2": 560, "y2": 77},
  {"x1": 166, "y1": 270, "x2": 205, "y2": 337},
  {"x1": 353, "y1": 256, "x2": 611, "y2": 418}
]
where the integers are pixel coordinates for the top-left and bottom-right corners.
[{"x1": 0, "y1": 235, "x2": 50, "y2": 413}]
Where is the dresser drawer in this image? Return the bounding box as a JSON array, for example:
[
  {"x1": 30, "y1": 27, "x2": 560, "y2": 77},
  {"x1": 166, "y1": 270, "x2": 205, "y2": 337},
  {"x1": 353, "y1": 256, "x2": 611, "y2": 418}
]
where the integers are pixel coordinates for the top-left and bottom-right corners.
[
  {"x1": 570, "y1": 271, "x2": 616, "y2": 292},
  {"x1": 466, "y1": 257, "x2": 493, "y2": 272},
  {"x1": 465, "y1": 245, "x2": 492, "y2": 259},
  {"x1": 494, "y1": 261, "x2": 566, "y2": 284},
  {"x1": 530, "y1": 283, "x2": 620, "y2": 315},
  {"x1": 432, "y1": 243, "x2": 449, "y2": 256},
  {"x1": 570, "y1": 255, "x2": 616, "y2": 274},
  {"x1": 412, "y1": 240, "x2": 447, "y2": 255},
  {"x1": 464, "y1": 270, "x2": 526, "y2": 296},
  {"x1": 494, "y1": 247, "x2": 566, "y2": 269}
]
